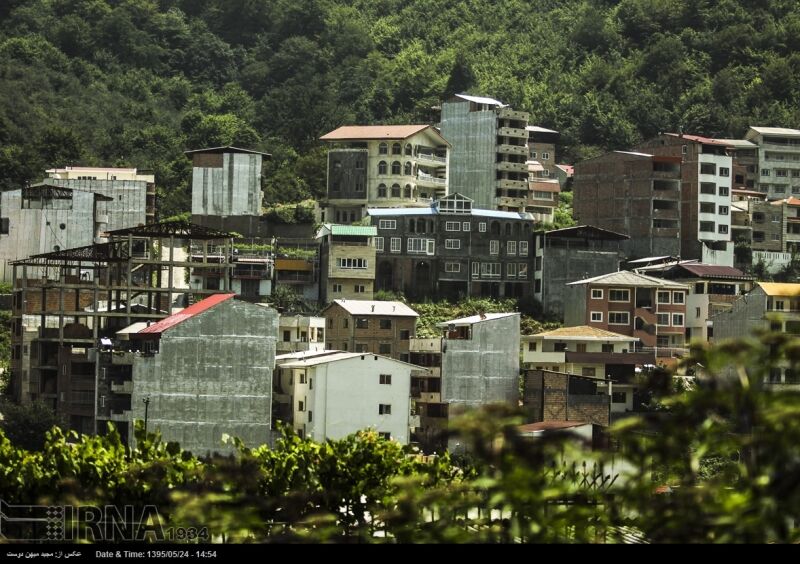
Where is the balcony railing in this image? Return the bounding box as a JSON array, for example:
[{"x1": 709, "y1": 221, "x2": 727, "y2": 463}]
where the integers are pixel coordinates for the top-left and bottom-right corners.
[
  {"x1": 416, "y1": 152, "x2": 446, "y2": 165},
  {"x1": 417, "y1": 171, "x2": 447, "y2": 185},
  {"x1": 497, "y1": 144, "x2": 527, "y2": 156},
  {"x1": 564, "y1": 351, "x2": 656, "y2": 365}
]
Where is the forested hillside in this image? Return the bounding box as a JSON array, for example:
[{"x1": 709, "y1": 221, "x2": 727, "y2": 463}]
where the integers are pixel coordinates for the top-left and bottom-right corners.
[{"x1": 2, "y1": 0, "x2": 800, "y2": 216}]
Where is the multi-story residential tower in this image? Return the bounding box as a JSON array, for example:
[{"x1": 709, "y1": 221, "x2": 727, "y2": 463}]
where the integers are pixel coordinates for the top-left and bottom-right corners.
[
  {"x1": 368, "y1": 193, "x2": 535, "y2": 301},
  {"x1": 438, "y1": 94, "x2": 530, "y2": 209},
  {"x1": 318, "y1": 125, "x2": 450, "y2": 223},
  {"x1": 317, "y1": 224, "x2": 377, "y2": 303},
  {"x1": 744, "y1": 127, "x2": 800, "y2": 201},
  {"x1": 573, "y1": 150, "x2": 683, "y2": 259},
  {"x1": 527, "y1": 126, "x2": 559, "y2": 178}
]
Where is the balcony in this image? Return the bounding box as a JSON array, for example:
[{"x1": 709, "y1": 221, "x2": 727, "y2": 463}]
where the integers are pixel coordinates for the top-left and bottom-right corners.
[
  {"x1": 497, "y1": 144, "x2": 528, "y2": 156},
  {"x1": 565, "y1": 351, "x2": 656, "y2": 365},
  {"x1": 416, "y1": 153, "x2": 446, "y2": 165},
  {"x1": 496, "y1": 178, "x2": 528, "y2": 190},
  {"x1": 110, "y1": 380, "x2": 133, "y2": 394},
  {"x1": 417, "y1": 392, "x2": 441, "y2": 403},
  {"x1": 651, "y1": 227, "x2": 680, "y2": 237},
  {"x1": 496, "y1": 161, "x2": 529, "y2": 173},
  {"x1": 652, "y1": 208, "x2": 679, "y2": 220},
  {"x1": 498, "y1": 107, "x2": 530, "y2": 121},
  {"x1": 410, "y1": 338, "x2": 442, "y2": 353},
  {"x1": 416, "y1": 171, "x2": 447, "y2": 186},
  {"x1": 498, "y1": 126, "x2": 528, "y2": 139},
  {"x1": 524, "y1": 351, "x2": 566, "y2": 364},
  {"x1": 276, "y1": 271, "x2": 313, "y2": 284}
]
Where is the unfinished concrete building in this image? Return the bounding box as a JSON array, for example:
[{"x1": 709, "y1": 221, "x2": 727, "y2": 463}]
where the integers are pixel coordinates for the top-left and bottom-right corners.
[
  {"x1": 573, "y1": 151, "x2": 683, "y2": 259},
  {"x1": 409, "y1": 312, "x2": 520, "y2": 453},
  {"x1": 8, "y1": 220, "x2": 237, "y2": 434}
]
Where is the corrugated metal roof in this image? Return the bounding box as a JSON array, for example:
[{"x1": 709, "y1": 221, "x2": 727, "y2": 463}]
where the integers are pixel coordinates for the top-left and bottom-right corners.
[
  {"x1": 758, "y1": 282, "x2": 800, "y2": 297},
  {"x1": 453, "y1": 93, "x2": 505, "y2": 106},
  {"x1": 329, "y1": 224, "x2": 377, "y2": 237},
  {"x1": 325, "y1": 299, "x2": 419, "y2": 317},
  {"x1": 438, "y1": 312, "x2": 518, "y2": 327},
  {"x1": 542, "y1": 225, "x2": 629, "y2": 240},
  {"x1": 532, "y1": 326, "x2": 636, "y2": 340},
  {"x1": 615, "y1": 150, "x2": 653, "y2": 157},
  {"x1": 367, "y1": 207, "x2": 532, "y2": 220},
  {"x1": 748, "y1": 126, "x2": 800, "y2": 137},
  {"x1": 678, "y1": 264, "x2": 751, "y2": 279},
  {"x1": 137, "y1": 294, "x2": 235, "y2": 335},
  {"x1": 664, "y1": 132, "x2": 732, "y2": 147},
  {"x1": 280, "y1": 351, "x2": 420, "y2": 369},
  {"x1": 567, "y1": 271, "x2": 689, "y2": 289},
  {"x1": 715, "y1": 138, "x2": 758, "y2": 148},
  {"x1": 184, "y1": 146, "x2": 270, "y2": 157},
  {"x1": 320, "y1": 125, "x2": 447, "y2": 143}
]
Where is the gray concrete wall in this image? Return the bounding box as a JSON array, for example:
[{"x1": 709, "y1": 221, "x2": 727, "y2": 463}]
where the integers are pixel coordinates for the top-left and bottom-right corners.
[
  {"x1": 192, "y1": 153, "x2": 263, "y2": 217},
  {"x1": 563, "y1": 285, "x2": 588, "y2": 326},
  {"x1": 542, "y1": 249, "x2": 620, "y2": 321},
  {"x1": 442, "y1": 314, "x2": 520, "y2": 413},
  {"x1": 47, "y1": 178, "x2": 147, "y2": 231},
  {"x1": 711, "y1": 286, "x2": 767, "y2": 342},
  {"x1": 130, "y1": 298, "x2": 278, "y2": 456},
  {"x1": 439, "y1": 102, "x2": 498, "y2": 208}
]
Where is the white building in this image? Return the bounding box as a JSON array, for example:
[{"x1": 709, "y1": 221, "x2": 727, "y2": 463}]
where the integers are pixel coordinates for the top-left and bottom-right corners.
[
  {"x1": 276, "y1": 315, "x2": 326, "y2": 353},
  {"x1": 274, "y1": 351, "x2": 418, "y2": 443}
]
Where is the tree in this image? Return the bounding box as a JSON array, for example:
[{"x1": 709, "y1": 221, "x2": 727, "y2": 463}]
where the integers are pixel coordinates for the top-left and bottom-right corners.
[{"x1": 0, "y1": 400, "x2": 61, "y2": 451}]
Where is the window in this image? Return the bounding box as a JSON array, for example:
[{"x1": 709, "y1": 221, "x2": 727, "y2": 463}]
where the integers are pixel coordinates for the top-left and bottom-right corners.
[
  {"x1": 472, "y1": 262, "x2": 479, "y2": 278},
  {"x1": 489, "y1": 240, "x2": 499, "y2": 255},
  {"x1": 333, "y1": 284, "x2": 342, "y2": 293},
  {"x1": 699, "y1": 221, "x2": 715, "y2": 232},
  {"x1": 530, "y1": 151, "x2": 537, "y2": 159},
  {"x1": 392, "y1": 142, "x2": 401, "y2": 155},
  {"x1": 612, "y1": 392, "x2": 627, "y2": 404},
  {"x1": 356, "y1": 343, "x2": 368, "y2": 352},
  {"x1": 696, "y1": 307, "x2": 701, "y2": 318},
  {"x1": 390, "y1": 237, "x2": 401, "y2": 252},
  {"x1": 282, "y1": 330, "x2": 291, "y2": 342},
  {"x1": 672, "y1": 292, "x2": 685, "y2": 304},
  {"x1": 776, "y1": 169, "x2": 788, "y2": 177},
  {"x1": 343, "y1": 318, "x2": 350, "y2": 328},
  {"x1": 298, "y1": 401, "x2": 305, "y2": 412},
  {"x1": 609, "y1": 289, "x2": 630, "y2": 302},
  {"x1": 672, "y1": 313, "x2": 684, "y2": 327},
  {"x1": 379, "y1": 219, "x2": 396, "y2": 230},
  {"x1": 445, "y1": 239, "x2": 461, "y2": 250},
  {"x1": 337, "y1": 258, "x2": 368, "y2": 269},
  {"x1": 462, "y1": 222, "x2": 471, "y2": 231},
  {"x1": 308, "y1": 411, "x2": 313, "y2": 423},
  {"x1": 519, "y1": 241, "x2": 529, "y2": 256},
  {"x1": 718, "y1": 205, "x2": 729, "y2": 215},
  {"x1": 405, "y1": 143, "x2": 412, "y2": 156},
  {"x1": 480, "y1": 262, "x2": 501, "y2": 278},
  {"x1": 392, "y1": 161, "x2": 401, "y2": 175},
  {"x1": 581, "y1": 367, "x2": 596, "y2": 377},
  {"x1": 408, "y1": 238, "x2": 430, "y2": 253},
  {"x1": 379, "y1": 404, "x2": 392, "y2": 415},
  {"x1": 356, "y1": 318, "x2": 368, "y2": 328},
  {"x1": 518, "y1": 263, "x2": 528, "y2": 278},
  {"x1": 590, "y1": 311, "x2": 603, "y2": 322},
  {"x1": 379, "y1": 343, "x2": 391, "y2": 355},
  {"x1": 657, "y1": 291, "x2": 671, "y2": 304},
  {"x1": 602, "y1": 344, "x2": 614, "y2": 353},
  {"x1": 657, "y1": 313, "x2": 670, "y2": 326},
  {"x1": 507, "y1": 263, "x2": 517, "y2": 278},
  {"x1": 719, "y1": 167, "x2": 729, "y2": 177},
  {"x1": 391, "y1": 183, "x2": 401, "y2": 198},
  {"x1": 700, "y1": 183, "x2": 716, "y2": 195},
  {"x1": 380, "y1": 374, "x2": 392, "y2": 385},
  {"x1": 400, "y1": 330, "x2": 410, "y2": 340},
  {"x1": 541, "y1": 152, "x2": 550, "y2": 160},
  {"x1": 378, "y1": 161, "x2": 387, "y2": 175},
  {"x1": 608, "y1": 312, "x2": 630, "y2": 325},
  {"x1": 445, "y1": 221, "x2": 460, "y2": 231},
  {"x1": 591, "y1": 289, "x2": 603, "y2": 300},
  {"x1": 375, "y1": 237, "x2": 384, "y2": 251},
  {"x1": 379, "y1": 142, "x2": 388, "y2": 155},
  {"x1": 761, "y1": 168, "x2": 771, "y2": 176},
  {"x1": 700, "y1": 163, "x2": 716, "y2": 175},
  {"x1": 479, "y1": 222, "x2": 487, "y2": 232},
  {"x1": 507, "y1": 241, "x2": 517, "y2": 255},
  {"x1": 774, "y1": 300, "x2": 785, "y2": 311},
  {"x1": 380, "y1": 319, "x2": 392, "y2": 330},
  {"x1": 719, "y1": 186, "x2": 729, "y2": 196},
  {"x1": 718, "y1": 224, "x2": 729, "y2": 234},
  {"x1": 404, "y1": 184, "x2": 412, "y2": 198},
  {"x1": 404, "y1": 162, "x2": 412, "y2": 175},
  {"x1": 699, "y1": 202, "x2": 715, "y2": 214},
  {"x1": 682, "y1": 145, "x2": 688, "y2": 155},
  {"x1": 445, "y1": 262, "x2": 460, "y2": 273},
  {"x1": 379, "y1": 432, "x2": 391, "y2": 440}
]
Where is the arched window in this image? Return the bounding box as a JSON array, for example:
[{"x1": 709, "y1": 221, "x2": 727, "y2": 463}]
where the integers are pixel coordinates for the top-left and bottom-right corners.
[
  {"x1": 408, "y1": 218, "x2": 416, "y2": 232},
  {"x1": 513, "y1": 222, "x2": 521, "y2": 236},
  {"x1": 404, "y1": 162, "x2": 412, "y2": 176},
  {"x1": 391, "y1": 183, "x2": 401, "y2": 198},
  {"x1": 491, "y1": 221, "x2": 500, "y2": 235},
  {"x1": 416, "y1": 218, "x2": 426, "y2": 233},
  {"x1": 392, "y1": 142, "x2": 401, "y2": 155},
  {"x1": 404, "y1": 184, "x2": 412, "y2": 198},
  {"x1": 379, "y1": 142, "x2": 388, "y2": 155},
  {"x1": 378, "y1": 161, "x2": 387, "y2": 175},
  {"x1": 378, "y1": 183, "x2": 387, "y2": 197},
  {"x1": 392, "y1": 161, "x2": 401, "y2": 175},
  {"x1": 505, "y1": 223, "x2": 512, "y2": 236},
  {"x1": 405, "y1": 143, "x2": 412, "y2": 156}
]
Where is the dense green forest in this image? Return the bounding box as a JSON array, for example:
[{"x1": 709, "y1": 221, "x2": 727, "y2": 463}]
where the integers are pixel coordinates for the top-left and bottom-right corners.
[{"x1": 2, "y1": 0, "x2": 800, "y2": 216}]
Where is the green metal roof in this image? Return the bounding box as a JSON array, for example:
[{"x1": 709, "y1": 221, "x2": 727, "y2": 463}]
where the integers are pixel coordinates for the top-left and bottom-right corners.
[{"x1": 329, "y1": 225, "x2": 377, "y2": 237}]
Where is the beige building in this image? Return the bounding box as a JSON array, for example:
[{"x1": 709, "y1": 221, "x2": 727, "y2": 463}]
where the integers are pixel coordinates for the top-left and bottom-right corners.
[
  {"x1": 276, "y1": 314, "x2": 326, "y2": 353},
  {"x1": 317, "y1": 224, "x2": 377, "y2": 302},
  {"x1": 744, "y1": 126, "x2": 800, "y2": 201},
  {"x1": 319, "y1": 125, "x2": 450, "y2": 223}
]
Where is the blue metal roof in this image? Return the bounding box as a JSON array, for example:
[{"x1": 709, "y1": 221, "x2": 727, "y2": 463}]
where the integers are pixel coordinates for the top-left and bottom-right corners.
[{"x1": 367, "y1": 207, "x2": 532, "y2": 220}]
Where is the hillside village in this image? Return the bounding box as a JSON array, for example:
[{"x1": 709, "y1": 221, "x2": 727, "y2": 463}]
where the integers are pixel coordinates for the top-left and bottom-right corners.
[{"x1": 1, "y1": 93, "x2": 798, "y2": 457}]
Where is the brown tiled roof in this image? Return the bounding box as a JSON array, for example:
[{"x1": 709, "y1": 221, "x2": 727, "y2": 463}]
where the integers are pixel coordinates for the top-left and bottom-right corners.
[
  {"x1": 320, "y1": 125, "x2": 445, "y2": 142},
  {"x1": 534, "y1": 325, "x2": 634, "y2": 340}
]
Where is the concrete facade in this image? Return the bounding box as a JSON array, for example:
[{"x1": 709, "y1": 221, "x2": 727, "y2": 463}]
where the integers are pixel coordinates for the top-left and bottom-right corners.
[
  {"x1": 276, "y1": 314, "x2": 325, "y2": 353},
  {"x1": 129, "y1": 296, "x2": 278, "y2": 456},
  {"x1": 189, "y1": 147, "x2": 267, "y2": 218},
  {"x1": 317, "y1": 224, "x2": 377, "y2": 303},
  {"x1": 745, "y1": 127, "x2": 800, "y2": 201}
]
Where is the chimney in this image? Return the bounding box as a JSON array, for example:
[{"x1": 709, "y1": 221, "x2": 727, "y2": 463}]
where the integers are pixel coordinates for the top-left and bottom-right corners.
[{"x1": 371, "y1": 305, "x2": 375, "y2": 312}]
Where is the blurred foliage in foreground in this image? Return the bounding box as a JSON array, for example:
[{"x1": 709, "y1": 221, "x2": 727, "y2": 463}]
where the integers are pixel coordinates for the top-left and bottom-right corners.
[{"x1": 1, "y1": 329, "x2": 799, "y2": 543}]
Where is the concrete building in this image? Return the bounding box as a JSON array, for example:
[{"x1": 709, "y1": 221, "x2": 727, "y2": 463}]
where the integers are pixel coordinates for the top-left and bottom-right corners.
[
  {"x1": 273, "y1": 257, "x2": 319, "y2": 302},
  {"x1": 527, "y1": 126, "x2": 559, "y2": 179},
  {"x1": 564, "y1": 271, "x2": 689, "y2": 355},
  {"x1": 712, "y1": 282, "x2": 800, "y2": 389},
  {"x1": 716, "y1": 138, "x2": 759, "y2": 194},
  {"x1": 522, "y1": 326, "x2": 655, "y2": 418},
  {"x1": 744, "y1": 127, "x2": 800, "y2": 201},
  {"x1": 750, "y1": 197, "x2": 800, "y2": 254},
  {"x1": 533, "y1": 225, "x2": 629, "y2": 320},
  {"x1": 522, "y1": 370, "x2": 610, "y2": 427},
  {"x1": 322, "y1": 299, "x2": 418, "y2": 361},
  {"x1": 189, "y1": 240, "x2": 273, "y2": 302},
  {"x1": 0, "y1": 184, "x2": 111, "y2": 281},
  {"x1": 317, "y1": 224, "x2": 377, "y2": 303},
  {"x1": 276, "y1": 314, "x2": 325, "y2": 353},
  {"x1": 635, "y1": 261, "x2": 754, "y2": 342},
  {"x1": 368, "y1": 193, "x2": 536, "y2": 301},
  {"x1": 318, "y1": 125, "x2": 450, "y2": 223},
  {"x1": 188, "y1": 146, "x2": 271, "y2": 235},
  {"x1": 46, "y1": 166, "x2": 155, "y2": 226},
  {"x1": 555, "y1": 164, "x2": 574, "y2": 191},
  {"x1": 273, "y1": 351, "x2": 418, "y2": 443},
  {"x1": 636, "y1": 133, "x2": 735, "y2": 266},
  {"x1": 409, "y1": 312, "x2": 520, "y2": 452},
  {"x1": 438, "y1": 94, "x2": 530, "y2": 209},
  {"x1": 126, "y1": 294, "x2": 278, "y2": 455},
  {"x1": 573, "y1": 150, "x2": 683, "y2": 259}
]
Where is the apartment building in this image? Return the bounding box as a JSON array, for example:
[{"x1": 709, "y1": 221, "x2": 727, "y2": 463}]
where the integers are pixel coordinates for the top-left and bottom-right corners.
[
  {"x1": 527, "y1": 126, "x2": 559, "y2": 179},
  {"x1": 573, "y1": 150, "x2": 683, "y2": 259},
  {"x1": 318, "y1": 125, "x2": 450, "y2": 223},
  {"x1": 275, "y1": 314, "x2": 325, "y2": 353},
  {"x1": 716, "y1": 138, "x2": 759, "y2": 194},
  {"x1": 368, "y1": 193, "x2": 535, "y2": 301},
  {"x1": 750, "y1": 197, "x2": 800, "y2": 254},
  {"x1": 634, "y1": 262, "x2": 754, "y2": 343},
  {"x1": 744, "y1": 126, "x2": 800, "y2": 201},
  {"x1": 636, "y1": 133, "x2": 735, "y2": 266},
  {"x1": 409, "y1": 312, "x2": 520, "y2": 453},
  {"x1": 438, "y1": 94, "x2": 530, "y2": 209},
  {"x1": 521, "y1": 326, "x2": 655, "y2": 417},
  {"x1": 317, "y1": 224, "x2": 377, "y2": 303},
  {"x1": 321, "y1": 299, "x2": 418, "y2": 361},
  {"x1": 564, "y1": 271, "x2": 689, "y2": 354},
  {"x1": 712, "y1": 282, "x2": 800, "y2": 389},
  {"x1": 533, "y1": 225, "x2": 629, "y2": 321},
  {"x1": 189, "y1": 240, "x2": 273, "y2": 302},
  {"x1": 273, "y1": 351, "x2": 417, "y2": 443}
]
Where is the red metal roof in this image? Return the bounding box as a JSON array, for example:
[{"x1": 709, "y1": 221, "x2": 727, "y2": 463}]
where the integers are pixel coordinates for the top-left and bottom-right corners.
[
  {"x1": 664, "y1": 132, "x2": 732, "y2": 147},
  {"x1": 137, "y1": 294, "x2": 235, "y2": 335},
  {"x1": 678, "y1": 264, "x2": 750, "y2": 279}
]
